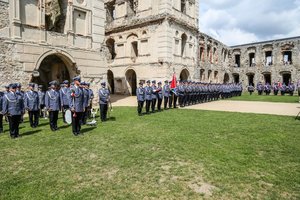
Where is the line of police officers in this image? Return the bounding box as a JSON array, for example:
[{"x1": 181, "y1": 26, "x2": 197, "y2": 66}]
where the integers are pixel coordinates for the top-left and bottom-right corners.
[
  {"x1": 0, "y1": 76, "x2": 111, "y2": 138},
  {"x1": 136, "y1": 80, "x2": 242, "y2": 115},
  {"x1": 247, "y1": 81, "x2": 300, "y2": 96}
]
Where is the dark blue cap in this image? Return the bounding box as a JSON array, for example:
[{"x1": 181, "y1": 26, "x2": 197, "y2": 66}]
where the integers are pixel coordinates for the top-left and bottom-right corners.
[
  {"x1": 158, "y1": 81, "x2": 162, "y2": 84},
  {"x1": 86, "y1": 82, "x2": 90, "y2": 86},
  {"x1": 152, "y1": 80, "x2": 156, "y2": 84},
  {"x1": 73, "y1": 76, "x2": 81, "y2": 82},
  {"x1": 4, "y1": 85, "x2": 9, "y2": 89},
  {"x1": 9, "y1": 83, "x2": 17, "y2": 89},
  {"x1": 101, "y1": 82, "x2": 106, "y2": 86},
  {"x1": 16, "y1": 83, "x2": 21, "y2": 88},
  {"x1": 49, "y1": 80, "x2": 58, "y2": 86},
  {"x1": 80, "y1": 81, "x2": 86, "y2": 85},
  {"x1": 63, "y1": 80, "x2": 69, "y2": 84},
  {"x1": 146, "y1": 80, "x2": 150, "y2": 83},
  {"x1": 165, "y1": 80, "x2": 168, "y2": 83},
  {"x1": 139, "y1": 82, "x2": 143, "y2": 85},
  {"x1": 28, "y1": 83, "x2": 35, "y2": 87}
]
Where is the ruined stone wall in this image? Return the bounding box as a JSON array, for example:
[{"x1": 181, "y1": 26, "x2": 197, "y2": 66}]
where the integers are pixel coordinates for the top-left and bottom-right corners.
[{"x1": 0, "y1": 1, "x2": 9, "y2": 30}]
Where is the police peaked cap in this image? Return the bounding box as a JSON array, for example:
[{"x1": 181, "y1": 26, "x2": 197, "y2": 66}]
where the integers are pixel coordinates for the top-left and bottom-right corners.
[
  {"x1": 73, "y1": 76, "x2": 81, "y2": 82},
  {"x1": 28, "y1": 83, "x2": 35, "y2": 87},
  {"x1": 146, "y1": 80, "x2": 151, "y2": 83},
  {"x1": 164, "y1": 80, "x2": 168, "y2": 83},
  {"x1": 9, "y1": 83, "x2": 17, "y2": 89},
  {"x1": 158, "y1": 81, "x2": 162, "y2": 84},
  {"x1": 63, "y1": 80, "x2": 69, "y2": 84},
  {"x1": 152, "y1": 80, "x2": 156, "y2": 84},
  {"x1": 101, "y1": 82, "x2": 106, "y2": 86}
]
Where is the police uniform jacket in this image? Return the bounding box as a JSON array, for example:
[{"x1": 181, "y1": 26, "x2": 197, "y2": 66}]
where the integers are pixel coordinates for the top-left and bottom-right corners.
[
  {"x1": 136, "y1": 87, "x2": 145, "y2": 101},
  {"x1": 24, "y1": 90, "x2": 39, "y2": 111},
  {"x1": 2, "y1": 92, "x2": 24, "y2": 116},
  {"x1": 69, "y1": 86, "x2": 86, "y2": 112},
  {"x1": 145, "y1": 86, "x2": 152, "y2": 101},
  {"x1": 45, "y1": 89, "x2": 61, "y2": 111},
  {"x1": 163, "y1": 85, "x2": 170, "y2": 97},
  {"x1": 83, "y1": 88, "x2": 90, "y2": 108},
  {"x1": 59, "y1": 87, "x2": 70, "y2": 106},
  {"x1": 151, "y1": 85, "x2": 158, "y2": 99},
  {"x1": 157, "y1": 86, "x2": 163, "y2": 99},
  {"x1": 98, "y1": 88, "x2": 110, "y2": 105},
  {"x1": 38, "y1": 91, "x2": 45, "y2": 105},
  {"x1": 0, "y1": 92, "x2": 3, "y2": 113}
]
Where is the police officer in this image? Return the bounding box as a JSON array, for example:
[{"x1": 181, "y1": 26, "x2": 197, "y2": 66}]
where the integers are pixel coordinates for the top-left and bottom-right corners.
[
  {"x1": 16, "y1": 83, "x2": 25, "y2": 123},
  {"x1": 163, "y1": 80, "x2": 170, "y2": 110},
  {"x1": 45, "y1": 81, "x2": 60, "y2": 131},
  {"x1": 59, "y1": 80, "x2": 70, "y2": 123},
  {"x1": 69, "y1": 76, "x2": 86, "y2": 136},
  {"x1": 98, "y1": 82, "x2": 110, "y2": 122},
  {"x1": 0, "y1": 90, "x2": 4, "y2": 133},
  {"x1": 2, "y1": 83, "x2": 25, "y2": 139},
  {"x1": 136, "y1": 82, "x2": 145, "y2": 116},
  {"x1": 38, "y1": 85, "x2": 46, "y2": 118},
  {"x1": 173, "y1": 81, "x2": 179, "y2": 108},
  {"x1": 157, "y1": 82, "x2": 163, "y2": 111},
  {"x1": 86, "y1": 83, "x2": 94, "y2": 119},
  {"x1": 248, "y1": 84, "x2": 254, "y2": 95},
  {"x1": 81, "y1": 82, "x2": 89, "y2": 125},
  {"x1": 145, "y1": 80, "x2": 152, "y2": 114},
  {"x1": 24, "y1": 83, "x2": 40, "y2": 128},
  {"x1": 168, "y1": 81, "x2": 174, "y2": 108},
  {"x1": 178, "y1": 81, "x2": 185, "y2": 107},
  {"x1": 151, "y1": 80, "x2": 158, "y2": 113}
]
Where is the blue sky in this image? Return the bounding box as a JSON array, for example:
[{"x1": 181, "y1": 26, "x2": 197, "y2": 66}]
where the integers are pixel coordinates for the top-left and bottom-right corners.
[{"x1": 199, "y1": 0, "x2": 300, "y2": 46}]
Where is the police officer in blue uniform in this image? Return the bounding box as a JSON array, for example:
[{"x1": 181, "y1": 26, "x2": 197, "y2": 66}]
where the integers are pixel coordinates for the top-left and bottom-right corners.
[
  {"x1": 59, "y1": 80, "x2": 70, "y2": 123},
  {"x1": 2, "y1": 83, "x2": 25, "y2": 139},
  {"x1": 69, "y1": 76, "x2": 86, "y2": 136},
  {"x1": 81, "y1": 82, "x2": 90, "y2": 125},
  {"x1": 136, "y1": 82, "x2": 145, "y2": 116},
  {"x1": 24, "y1": 83, "x2": 40, "y2": 128},
  {"x1": 145, "y1": 80, "x2": 152, "y2": 114},
  {"x1": 16, "y1": 83, "x2": 25, "y2": 123},
  {"x1": 98, "y1": 82, "x2": 110, "y2": 122},
  {"x1": 163, "y1": 80, "x2": 170, "y2": 110},
  {"x1": 38, "y1": 85, "x2": 46, "y2": 118},
  {"x1": 45, "y1": 81, "x2": 61, "y2": 131},
  {"x1": 151, "y1": 80, "x2": 158, "y2": 113},
  {"x1": 157, "y1": 82, "x2": 163, "y2": 111},
  {"x1": 86, "y1": 83, "x2": 94, "y2": 119}
]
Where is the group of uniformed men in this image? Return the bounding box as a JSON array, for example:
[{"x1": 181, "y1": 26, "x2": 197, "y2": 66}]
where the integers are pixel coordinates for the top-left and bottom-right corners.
[
  {"x1": 0, "y1": 76, "x2": 111, "y2": 139},
  {"x1": 136, "y1": 80, "x2": 242, "y2": 115},
  {"x1": 247, "y1": 81, "x2": 300, "y2": 96}
]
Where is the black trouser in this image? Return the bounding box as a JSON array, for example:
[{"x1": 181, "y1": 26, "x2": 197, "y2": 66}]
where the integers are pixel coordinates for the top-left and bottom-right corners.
[
  {"x1": 39, "y1": 104, "x2": 45, "y2": 117},
  {"x1": 164, "y1": 97, "x2": 169, "y2": 109},
  {"x1": 72, "y1": 112, "x2": 83, "y2": 135},
  {"x1": 145, "y1": 100, "x2": 151, "y2": 113},
  {"x1": 151, "y1": 98, "x2": 157, "y2": 112},
  {"x1": 281, "y1": 91, "x2": 285, "y2": 96},
  {"x1": 169, "y1": 95, "x2": 173, "y2": 108},
  {"x1": 137, "y1": 101, "x2": 144, "y2": 115},
  {"x1": 8, "y1": 115, "x2": 21, "y2": 138},
  {"x1": 100, "y1": 104, "x2": 108, "y2": 122},
  {"x1": 274, "y1": 90, "x2": 278, "y2": 96},
  {"x1": 173, "y1": 95, "x2": 178, "y2": 108},
  {"x1": 49, "y1": 111, "x2": 59, "y2": 131},
  {"x1": 62, "y1": 105, "x2": 70, "y2": 123},
  {"x1": 157, "y1": 98, "x2": 162, "y2": 111},
  {"x1": 179, "y1": 95, "x2": 184, "y2": 107},
  {"x1": 28, "y1": 111, "x2": 39, "y2": 128},
  {"x1": 0, "y1": 114, "x2": 3, "y2": 132},
  {"x1": 82, "y1": 107, "x2": 88, "y2": 124}
]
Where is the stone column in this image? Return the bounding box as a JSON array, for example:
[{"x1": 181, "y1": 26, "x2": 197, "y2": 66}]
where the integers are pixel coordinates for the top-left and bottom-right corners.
[
  {"x1": 67, "y1": 0, "x2": 74, "y2": 46},
  {"x1": 39, "y1": 0, "x2": 46, "y2": 42}
]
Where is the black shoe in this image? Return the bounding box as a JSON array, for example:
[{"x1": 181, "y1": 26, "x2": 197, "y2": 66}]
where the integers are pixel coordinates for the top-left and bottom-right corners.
[
  {"x1": 0, "y1": 129, "x2": 3, "y2": 134},
  {"x1": 73, "y1": 132, "x2": 78, "y2": 136}
]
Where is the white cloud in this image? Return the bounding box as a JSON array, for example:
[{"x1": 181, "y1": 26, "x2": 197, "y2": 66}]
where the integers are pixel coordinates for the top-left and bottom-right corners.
[{"x1": 200, "y1": 0, "x2": 300, "y2": 46}]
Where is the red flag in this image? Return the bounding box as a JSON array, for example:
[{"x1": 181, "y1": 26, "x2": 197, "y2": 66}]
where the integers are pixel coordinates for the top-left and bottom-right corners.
[{"x1": 170, "y1": 73, "x2": 177, "y2": 89}]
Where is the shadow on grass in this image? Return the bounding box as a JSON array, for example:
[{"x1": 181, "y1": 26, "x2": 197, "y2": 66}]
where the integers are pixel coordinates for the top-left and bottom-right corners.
[
  {"x1": 81, "y1": 127, "x2": 97, "y2": 134},
  {"x1": 21, "y1": 129, "x2": 42, "y2": 137},
  {"x1": 108, "y1": 117, "x2": 116, "y2": 121}
]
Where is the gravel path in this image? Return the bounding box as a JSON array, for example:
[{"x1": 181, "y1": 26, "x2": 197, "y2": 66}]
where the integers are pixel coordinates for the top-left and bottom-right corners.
[{"x1": 110, "y1": 95, "x2": 300, "y2": 117}]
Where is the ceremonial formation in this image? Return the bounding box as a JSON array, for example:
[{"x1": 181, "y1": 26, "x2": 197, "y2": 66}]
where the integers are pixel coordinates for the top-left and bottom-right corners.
[
  {"x1": 247, "y1": 80, "x2": 300, "y2": 96},
  {"x1": 0, "y1": 77, "x2": 110, "y2": 138},
  {"x1": 136, "y1": 79, "x2": 243, "y2": 115}
]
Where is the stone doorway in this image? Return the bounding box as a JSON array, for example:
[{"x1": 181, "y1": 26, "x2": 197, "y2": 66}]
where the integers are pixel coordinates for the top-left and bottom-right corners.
[
  {"x1": 125, "y1": 69, "x2": 137, "y2": 96},
  {"x1": 32, "y1": 54, "x2": 72, "y2": 90},
  {"x1": 107, "y1": 70, "x2": 115, "y2": 94},
  {"x1": 223, "y1": 73, "x2": 229, "y2": 83},
  {"x1": 282, "y1": 73, "x2": 291, "y2": 85},
  {"x1": 247, "y1": 73, "x2": 255, "y2": 86},
  {"x1": 233, "y1": 73, "x2": 240, "y2": 84},
  {"x1": 263, "y1": 73, "x2": 271, "y2": 84},
  {"x1": 180, "y1": 69, "x2": 190, "y2": 81}
]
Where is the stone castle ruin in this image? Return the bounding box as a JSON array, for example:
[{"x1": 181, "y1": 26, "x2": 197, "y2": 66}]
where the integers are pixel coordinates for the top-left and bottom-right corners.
[{"x1": 0, "y1": 0, "x2": 299, "y2": 94}]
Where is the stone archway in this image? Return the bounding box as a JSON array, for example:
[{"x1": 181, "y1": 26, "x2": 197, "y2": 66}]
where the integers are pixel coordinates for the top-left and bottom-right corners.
[
  {"x1": 125, "y1": 69, "x2": 137, "y2": 96},
  {"x1": 180, "y1": 69, "x2": 190, "y2": 81},
  {"x1": 107, "y1": 70, "x2": 115, "y2": 94},
  {"x1": 223, "y1": 73, "x2": 230, "y2": 83}
]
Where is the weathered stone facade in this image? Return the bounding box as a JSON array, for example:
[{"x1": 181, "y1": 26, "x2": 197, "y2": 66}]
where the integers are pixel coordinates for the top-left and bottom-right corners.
[
  {"x1": 198, "y1": 32, "x2": 300, "y2": 88},
  {"x1": 105, "y1": 0, "x2": 199, "y2": 95},
  {"x1": 0, "y1": 0, "x2": 106, "y2": 91}
]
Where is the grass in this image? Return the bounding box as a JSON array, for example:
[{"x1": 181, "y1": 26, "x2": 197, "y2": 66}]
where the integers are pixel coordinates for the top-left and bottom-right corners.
[
  {"x1": 0, "y1": 107, "x2": 299, "y2": 199},
  {"x1": 229, "y1": 92, "x2": 300, "y2": 103}
]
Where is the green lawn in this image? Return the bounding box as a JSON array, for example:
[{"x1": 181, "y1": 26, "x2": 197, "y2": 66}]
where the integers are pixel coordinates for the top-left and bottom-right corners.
[
  {"x1": 229, "y1": 93, "x2": 300, "y2": 103},
  {"x1": 0, "y1": 107, "x2": 299, "y2": 199}
]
